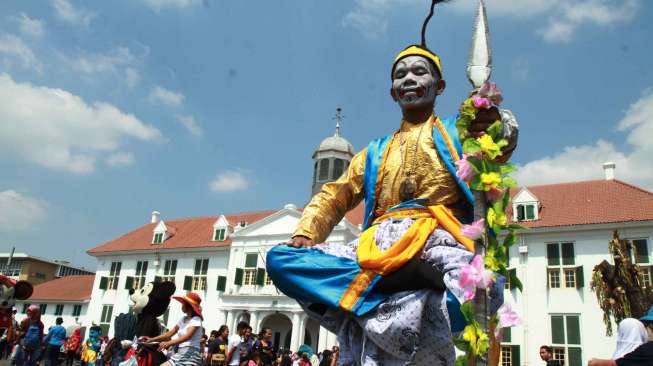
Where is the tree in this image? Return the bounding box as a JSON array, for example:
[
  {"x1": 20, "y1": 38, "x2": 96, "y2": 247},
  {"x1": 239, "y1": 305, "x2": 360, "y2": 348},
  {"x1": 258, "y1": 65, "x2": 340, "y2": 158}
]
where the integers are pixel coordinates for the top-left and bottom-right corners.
[{"x1": 591, "y1": 230, "x2": 653, "y2": 335}]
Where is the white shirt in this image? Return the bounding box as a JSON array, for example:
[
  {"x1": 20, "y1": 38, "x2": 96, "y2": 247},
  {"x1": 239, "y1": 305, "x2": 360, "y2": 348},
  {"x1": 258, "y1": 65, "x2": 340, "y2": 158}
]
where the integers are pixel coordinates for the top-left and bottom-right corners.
[
  {"x1": 174, "y1": 316, "x2": 202, "y2": 349},
  {"x1": 227, "y1": 335, "x2": 241, "y2": 366}
]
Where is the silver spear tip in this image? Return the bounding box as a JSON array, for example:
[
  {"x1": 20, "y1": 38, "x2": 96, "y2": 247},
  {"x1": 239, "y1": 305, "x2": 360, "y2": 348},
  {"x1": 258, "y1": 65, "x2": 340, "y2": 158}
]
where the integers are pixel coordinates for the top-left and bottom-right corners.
[{"x1": 467, "y1": 0, "x2": 492, "y2": 90}]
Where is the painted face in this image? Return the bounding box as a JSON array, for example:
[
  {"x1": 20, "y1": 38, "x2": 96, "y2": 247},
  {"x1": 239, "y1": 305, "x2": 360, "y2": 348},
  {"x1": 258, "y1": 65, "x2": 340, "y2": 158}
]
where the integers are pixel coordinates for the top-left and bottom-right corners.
[
  {"x1": 129, "y1": 282, "x2": 153, "y2": 314},
  {"x1": 391, "y1": 55, "x2": 442, "y2": 110}
]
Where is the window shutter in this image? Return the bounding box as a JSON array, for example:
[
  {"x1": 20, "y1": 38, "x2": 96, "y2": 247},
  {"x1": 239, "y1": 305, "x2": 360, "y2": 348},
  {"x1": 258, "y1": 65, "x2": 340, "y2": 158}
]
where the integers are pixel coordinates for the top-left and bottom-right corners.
[
  {"x1": 183, "y1": 276, "x2": 192, "y2": 291},
  {"x1": 525, "y1": 204, "x2": 535, "y2": 220},
  {"x1": 124, "y1": 276, "x2": 134, "y2": 290},
  {"x1": 502, "y1": 326, "x2": 511, "y2": 343},
  {"x1": 517, "y1": 205, "x2": 525, "y2": 221},
  {"x1": 566, "y1": 315, "x2": 581, "y2": 345},
  {"x1": 256, "y1": 268, "x2": 266, "y2": 286},
  {"x1": 568, "y1": 347, "x2": 582, "y2": 366},
  {"x1": 245, "y1": 254, "x2": 258, "y2": 268},
  {"x1": 202, "y1": 259, "x2": 209, "y2": 274},
  {"x1": 112, "y1": 277, "x2": 120, "y2": 290},
  {"x1": 547, "y1": 244, "x2": 560, "y2": 266},
  {"x1": 509, "y1": 268, "x2": 517, "y2": 290},
  {"x1": 634, "y1": 239, "x2": 649, "y2": 264},
  {"x1": 99, "y1": 277, "x2": 108, "y2": 290},
  {"x1": 551, "y1": 315, "x2": 565, "y2": 344},
  {"x1": 511, "y1": 345, "x2": 520, "y2": 366},
  {"x1": 561, "y1": 242, "x2": 575, "y2": 265},
  {"x1": 234, "y1": 268, "x2": 244, "y2": 286},
  {"x1": 154, "y1": 276, "x2": 162, "y2": 283},
  {"x1": 575, "y1": 266, "x2": 584, "y2": 289},
  {"x1": 217, "y1": 276, "x2": 227, "y2": 292}
]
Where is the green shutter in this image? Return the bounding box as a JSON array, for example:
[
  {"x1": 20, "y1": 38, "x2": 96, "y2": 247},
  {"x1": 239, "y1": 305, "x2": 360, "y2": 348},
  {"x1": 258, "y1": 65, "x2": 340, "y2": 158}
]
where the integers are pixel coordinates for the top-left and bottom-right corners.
[
  {"x1": 561, "y1": 243, "x2": 575, "y2": 265},
  {"x1": 217, "y1": 276, "x2": 227, "y2": 292},
  {"x1": 502, "y1": 326, "x2": 511, "y2": 343},
  {"x1": 509, "y1": 268, "x2": 517, "y2": 290},
  {"x1": 125, "y1": 276, "x2": 134, "y2": 289},
  {"x1": 517, "y1": 205, "x2": 525, "y2": 221},
  {"x1": 568, "y1": 347, "x2": 582, "y2": 366},
  {"x1": 112, "y1": 277, "x2": 119, "y2": 290},
  {"x1": 202, "y1": 259, "x2": 209, "y2": 274},
  {"x1": 194, "y1": 260, "x2": 201, "y2": 275},
  {"x1": 234, "y1": 268, "x2": 244, "y2": 285},
  {"x1": 634, "y1": 239, "x2": 649, "y2": 263},
  {"x1": 525, "y1": 205, "x2": 535, "y2": 220},
  {"x1": 99, "y1": 277, "x2": 108, "y2": 290},
  {"x1": 511, "y1": 345, "x2": 520, "y2": 366},
  {"x1": 183, "y1": 276, "x2": 192, "y2": 291},
  {"x1": 547, "y1": 244, "x2": 560, "y2": 266},
  {"x1": 245, "y1": 254, "x2": 258, "y2": 268},
  {"x1": 256, "y1": 268, "x2": 266, "y2": 286},
  {"x1": 575, "y1": 266, "x2": 584, "y2": 289},
  {"x1": 566, "y1": 315, "x2": 581, "y2": 345},
  {"x1": 551, "y1": 315, "x2": 565, "y2": 344}
]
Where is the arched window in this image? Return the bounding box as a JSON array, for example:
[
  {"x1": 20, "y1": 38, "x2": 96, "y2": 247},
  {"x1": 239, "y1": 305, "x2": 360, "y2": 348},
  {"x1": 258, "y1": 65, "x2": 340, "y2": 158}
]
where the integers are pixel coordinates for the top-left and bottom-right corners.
[
  {"x1": 333, "y1": 159, "x2": 345, "y2": 179},
  {"x1": 318, "y1": 159, "x2": 330, "y2": 180}
]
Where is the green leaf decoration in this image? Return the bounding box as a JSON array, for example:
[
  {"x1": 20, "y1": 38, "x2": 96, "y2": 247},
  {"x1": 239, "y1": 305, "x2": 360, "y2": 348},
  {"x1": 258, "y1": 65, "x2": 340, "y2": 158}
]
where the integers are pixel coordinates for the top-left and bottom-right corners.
[
  {"x1": 502, "y1": 176, "x2": 518, "y2": 188},
  {"x1": 460, "y1": 301, "x2": 475, "y2": 323},
  {"x1": 486, "y1": 120, "x2": 503, "y2": 140},
  {"x1": 463, "y1": 138, "x2": 482, "y2": 153}
]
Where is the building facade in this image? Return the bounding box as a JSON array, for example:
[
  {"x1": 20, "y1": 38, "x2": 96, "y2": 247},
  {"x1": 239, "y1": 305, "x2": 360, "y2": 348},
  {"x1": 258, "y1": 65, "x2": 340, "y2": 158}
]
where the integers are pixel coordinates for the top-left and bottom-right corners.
[{"x1": 0, "y1": 252, "x2": 94, "y2": 285}]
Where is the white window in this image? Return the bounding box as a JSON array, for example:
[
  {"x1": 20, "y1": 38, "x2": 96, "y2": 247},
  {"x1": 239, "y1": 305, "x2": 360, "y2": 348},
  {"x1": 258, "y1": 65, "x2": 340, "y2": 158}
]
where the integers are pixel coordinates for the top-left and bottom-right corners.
[
  {"x1": 214, "y1": 228, "x2": 226, "y2": 241},
  {"x1": 134, "y1": 261, "x2": 148, "y2": 289},
  {"x1": 192, "y1": 259, "x2": 208, "y2": 291},
  {"x1": 162, "y1": 259, "x2": 177, "y2": 283},
  {"x1": 627, "y1": 238, "x2": 651, "y2": 287},
  {"x1": 107, "y1": 262, "x2": 121, "y2": 290},
  {"x1": 516, "y1": 204, "x2": 536, "y2": 221},
  {"x1": 153, "y1": 232, "x2": 164, "y2": 244},
  {"x1": 100, "y1": 305, "x2": 114, "y2": 336},
  {"x1": 54, "y1": 304, "x2": 64, "y2": 316},
  {"x1": 547, "y1": 243, "x2": 583, "y2": 289},
  {"x1": 550, "y1": 314, "x2": 582, "y2": 366},
  {"x1": 243, "y1": 253, "x2": 258, "y2": 286},
  {"x1": 72, "y1": 305, "x2": 82, "y2": 317}
]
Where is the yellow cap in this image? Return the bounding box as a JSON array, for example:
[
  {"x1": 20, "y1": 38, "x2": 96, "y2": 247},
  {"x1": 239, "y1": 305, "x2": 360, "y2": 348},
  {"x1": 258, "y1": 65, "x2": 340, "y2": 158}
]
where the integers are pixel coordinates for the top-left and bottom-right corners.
[{"x1": 392, "y1": 45, "x2": 443, "y2": 78}]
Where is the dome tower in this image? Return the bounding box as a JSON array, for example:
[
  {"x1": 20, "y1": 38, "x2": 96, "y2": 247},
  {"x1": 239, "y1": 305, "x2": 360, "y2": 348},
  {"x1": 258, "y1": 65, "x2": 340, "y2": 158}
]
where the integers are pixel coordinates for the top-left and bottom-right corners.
[{"x1": 311, "y1": 108, "x2": 354, "y2": 196}]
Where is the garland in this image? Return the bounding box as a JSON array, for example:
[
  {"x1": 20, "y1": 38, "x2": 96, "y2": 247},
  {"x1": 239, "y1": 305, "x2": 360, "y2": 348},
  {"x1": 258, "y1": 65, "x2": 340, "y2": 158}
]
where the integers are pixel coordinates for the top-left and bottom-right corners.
[{"x1": 453, "y1": 82, "x2": 523, "y2": 365}]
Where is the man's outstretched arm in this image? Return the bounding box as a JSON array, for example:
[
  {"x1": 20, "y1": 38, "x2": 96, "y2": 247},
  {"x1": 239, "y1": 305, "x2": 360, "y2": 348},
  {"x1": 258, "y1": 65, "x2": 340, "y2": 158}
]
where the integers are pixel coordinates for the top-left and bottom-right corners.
[{"x1": 291, "y1": 149, "x2": 367, "y2": 246}]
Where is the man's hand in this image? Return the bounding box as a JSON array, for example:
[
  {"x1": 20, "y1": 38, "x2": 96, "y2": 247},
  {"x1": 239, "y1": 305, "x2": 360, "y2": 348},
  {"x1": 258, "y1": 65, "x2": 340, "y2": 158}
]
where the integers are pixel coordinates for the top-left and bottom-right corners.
[
  {"x1": 287, "y1": 235, "x2": 314, "y2": 248},
  {"x1": 467, "y1": 106, "x2": 501, "y2": 138}
]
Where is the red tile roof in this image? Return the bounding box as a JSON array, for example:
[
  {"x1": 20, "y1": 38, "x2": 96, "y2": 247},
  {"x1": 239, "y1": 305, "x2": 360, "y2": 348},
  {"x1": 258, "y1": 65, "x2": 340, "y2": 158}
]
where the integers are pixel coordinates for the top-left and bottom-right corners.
[
  {"x1": 509, "y1": 180, "x2": 653, "y2": 229},
  {"x1": 29, "y1": 275, "x2": 94, "y2": 302}
]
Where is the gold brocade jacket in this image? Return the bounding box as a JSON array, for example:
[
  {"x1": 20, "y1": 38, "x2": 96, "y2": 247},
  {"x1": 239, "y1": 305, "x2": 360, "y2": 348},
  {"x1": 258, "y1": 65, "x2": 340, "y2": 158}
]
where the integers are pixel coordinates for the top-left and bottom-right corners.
[{"x1": 294, "y1": 117, "x2": 463, "y2": 244}]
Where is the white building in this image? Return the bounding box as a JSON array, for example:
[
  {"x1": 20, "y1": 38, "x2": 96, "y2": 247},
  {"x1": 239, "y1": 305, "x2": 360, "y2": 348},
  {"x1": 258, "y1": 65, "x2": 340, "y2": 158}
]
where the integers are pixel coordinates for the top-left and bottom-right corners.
[
  {"x1": 16, "y1": 275, "x2": 94, "y2": 332},
  {"x1": 500, "y1": 164, "x2": 653, "y2": 366}
]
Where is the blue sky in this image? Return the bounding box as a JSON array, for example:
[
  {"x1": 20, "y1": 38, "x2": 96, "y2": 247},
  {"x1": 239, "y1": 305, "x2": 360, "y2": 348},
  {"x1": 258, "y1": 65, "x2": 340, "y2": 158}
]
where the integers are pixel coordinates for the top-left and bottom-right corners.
[{"x1": 1, "y1": 0, "x2": 652, "y2": 268}]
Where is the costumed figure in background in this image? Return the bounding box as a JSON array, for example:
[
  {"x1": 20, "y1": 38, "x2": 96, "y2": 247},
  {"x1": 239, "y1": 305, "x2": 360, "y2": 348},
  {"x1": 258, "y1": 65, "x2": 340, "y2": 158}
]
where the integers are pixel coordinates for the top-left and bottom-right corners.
[
  {"x1": 64, "y1": 327, "x2": 83, "y2": 366},
  {"x1": 0, "y1": 275, "x2": 33, "y2": 357},
  {"x1": 81, "y1": 326, "x2": 103, "y2": 366},
  {"x1": 266, "y1": 1, "x2": 518, "y2": 364}
]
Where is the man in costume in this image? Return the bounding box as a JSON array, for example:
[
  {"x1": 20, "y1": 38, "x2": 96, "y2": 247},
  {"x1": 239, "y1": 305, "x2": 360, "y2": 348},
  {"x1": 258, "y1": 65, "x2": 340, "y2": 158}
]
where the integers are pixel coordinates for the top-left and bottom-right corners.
[{"x1": 267, "y1": 4, "x2": 517, "y2": 365}]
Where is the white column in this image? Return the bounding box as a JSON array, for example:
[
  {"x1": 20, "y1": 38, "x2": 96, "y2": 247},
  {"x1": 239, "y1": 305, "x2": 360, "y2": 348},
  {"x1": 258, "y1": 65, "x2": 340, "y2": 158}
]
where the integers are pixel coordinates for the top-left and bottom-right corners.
[
  {"x1": 226, "y1": 310, "x2": 234, "y2": 333},
  {"x1": 298, "y1": 314, "x2": 307, "y2": 347},
  {"x1": 318, "y1": 326, "x2": 329, "y2": 353},
  {"x1": 250, "y1": 311, "x2": 259, "y2": 333},
  {"x1": 290, "y1": 312, "x2": 301, "y2": 352},
  {"x1": 326, "y1": 331, "x2": 338, "y2": 349}
]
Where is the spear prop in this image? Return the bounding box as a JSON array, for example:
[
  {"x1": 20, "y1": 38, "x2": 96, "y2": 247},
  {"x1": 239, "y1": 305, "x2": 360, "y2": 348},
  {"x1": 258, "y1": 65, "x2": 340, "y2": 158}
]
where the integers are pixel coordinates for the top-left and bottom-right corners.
[{"x1": 467, "y1": 1, "x2": 491, "y2": 365}]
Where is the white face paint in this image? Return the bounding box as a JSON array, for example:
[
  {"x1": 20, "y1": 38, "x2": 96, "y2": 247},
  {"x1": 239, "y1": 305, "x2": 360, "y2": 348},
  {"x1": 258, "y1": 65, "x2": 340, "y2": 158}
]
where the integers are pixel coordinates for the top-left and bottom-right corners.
[{"x1": 391, "y1": 55, "x2": 441, "y2": 110}]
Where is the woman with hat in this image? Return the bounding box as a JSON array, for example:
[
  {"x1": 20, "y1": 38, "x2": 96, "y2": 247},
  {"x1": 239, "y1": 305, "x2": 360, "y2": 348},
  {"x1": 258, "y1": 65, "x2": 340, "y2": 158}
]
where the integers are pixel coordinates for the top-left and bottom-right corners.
[{"x1": 143, "y1": 292, "x2": 204, "y2": 366}]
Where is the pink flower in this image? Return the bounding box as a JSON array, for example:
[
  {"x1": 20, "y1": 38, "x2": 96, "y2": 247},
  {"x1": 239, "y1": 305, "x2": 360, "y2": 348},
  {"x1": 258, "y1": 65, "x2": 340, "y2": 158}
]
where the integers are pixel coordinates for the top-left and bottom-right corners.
[
  {"x1": 478, "y1": 82, "x2": 503, "y2": 106},
  {"x1": 486, "y1": 188, "x2": 504, "y2": 202},
  {"x1": 461, "y1": 219, "x2": 485, "y2": 240},
  {"x1": 455, "y1": 156, "x2": 476, "y2": 182},
  {"x1": 459, "y1": 255, "x2": 494, "y2": 300},
  {"x1": 472, "y1": 96, "x2": 492, "y2": 109},
  {"x1": 495, "y1": 303, "x2": 521, "y2": 337}
]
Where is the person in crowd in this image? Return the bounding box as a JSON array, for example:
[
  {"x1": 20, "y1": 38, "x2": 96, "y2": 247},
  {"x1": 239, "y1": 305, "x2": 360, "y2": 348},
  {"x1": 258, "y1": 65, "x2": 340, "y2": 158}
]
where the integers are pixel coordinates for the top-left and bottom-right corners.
[
  {"x1": 252, "y1": 328, "x2": 273, "y2": 366},
  {"x1": 63, "y1": 327, "x2": 81, "y2": 366},
  {"x1": 612, "y1": 318, "x2": 648, "y2": 359},
  {"x1": 226, "y1": 322, "x2": 248, "y2": 366},
  {"x1": 200, "y1": 334, "x2": 208, "y2": 362},
  {"x1": 317, "y1": 348, "x2": 337, "y2": 366},
  {"x1": 12, "y1": 305, "x2": 44, "y2": 366},
  {"x1": 245, "y1": 351, "x2": 262, "y2": 366},
  {"x1": 44, "y1": 317, "x2": 67, "y2": 366},
  {"x1": 239, "y1": 325, "x2": 254, "y2": 366},
  {"x1": 589, "y1": 305, "x2": 653, "y2": 366},
  {"x1": 143, "y1": 292, "x2": 204, "y2": 366},
  {"x1": 206, "y1": 327, "x2": 228, "y2": 366},
  {"x1": 539, "y1": 345, "x2": 561, "y2": 366}
]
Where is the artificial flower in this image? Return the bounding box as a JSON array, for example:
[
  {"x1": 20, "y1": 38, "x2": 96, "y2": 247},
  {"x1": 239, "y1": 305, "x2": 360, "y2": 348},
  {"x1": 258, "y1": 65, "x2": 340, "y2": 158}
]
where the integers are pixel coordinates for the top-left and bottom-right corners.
[
  {"x1": 478, "y1": 82, "x2": 503, "y2": 106},
  {"x1": 487, "y1": 208, "x2": 507, "y2": 228},
  {"x1": 462, "y1": 324, "x2": 489, "y2": 355},
  {"x1": 477, "y1": 135, "x2": 502, "y2": 160},
  {"x1": 455, "y1": 156, "x2": 476, "y2": 182},
  {"x1": 486, "y1": 187, "x2": 504, "y2": 202},
  {"x1": 472, "y1": 96, "x2": 492, "y2": 109},
  {"x1": 494, "y1": 303, "x2": 521, "y2": 338},
  {"x1": 480, "y1": 172, "x2": 502, "y2": 190},
  {"x1": 460, "y1": 255, "x2": 494, "y2": 300},
  {"x1": 461, "y1": 219, "x2": 485, "y2": 240}
]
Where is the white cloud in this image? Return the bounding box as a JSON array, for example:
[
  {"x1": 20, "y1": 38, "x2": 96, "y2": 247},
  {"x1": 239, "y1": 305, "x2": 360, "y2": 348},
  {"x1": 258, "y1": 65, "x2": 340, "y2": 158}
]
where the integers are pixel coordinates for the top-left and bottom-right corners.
[
  {"x1": 125, "y1": 67, "x2": 141, "y2": 89},
  {"x1": 209, "y1": 171, "x2": 250, "y2": 193},
  {"x1": 343, "y1": 0, "x2": 640, "y2": 43},
  {"x1": 148, "y1": 86, "x2": 185, "y2": 107},
  {"x1": 0, "y1": 190, "x2": 47, "y2": 232},
  {"x1": 106, "y1": 152, "x2": 135, "y2": 167},
  {"x1": 65, "y1": 46, "x2": 148, "y2": 87},
  {"x1": 0, "y1": 73, "x2": 164, "y2": 174},
  {"x1": 175, "y1": 114, "x2": 202, "y2": 137},
  {"x1": 11, "y1": 13, "x2": 45, "y2": 38},
  {"x1": 52, "y1": 0, "x2": 95, "y2": 27},
  {"x1": 140, "y1": 0, "x2": 202, "y2": 11},
  {"x1": 0, "y1": 33, "x2": 42, "y2": 72},
  {"x1": 514, "y1": 90, "x2": 653, "y2": 190}
]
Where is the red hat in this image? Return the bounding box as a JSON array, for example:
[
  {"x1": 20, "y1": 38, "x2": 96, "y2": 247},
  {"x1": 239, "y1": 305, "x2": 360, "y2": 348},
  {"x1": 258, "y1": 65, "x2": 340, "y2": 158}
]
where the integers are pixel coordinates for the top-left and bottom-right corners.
[{"x1": 173, "y1": 292, "x2": 203, "y2": 320}]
